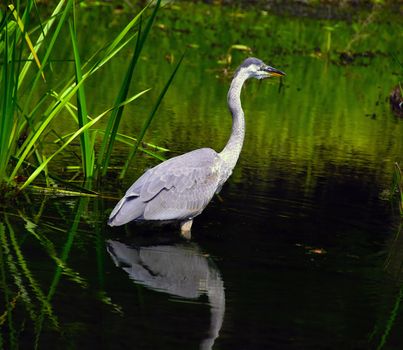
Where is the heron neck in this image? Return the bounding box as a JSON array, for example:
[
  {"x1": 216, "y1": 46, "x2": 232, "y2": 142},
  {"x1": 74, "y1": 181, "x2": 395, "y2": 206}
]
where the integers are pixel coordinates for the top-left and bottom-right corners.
[{"x1": 219, "y1": 72, "x2": 248, "y2": 171}]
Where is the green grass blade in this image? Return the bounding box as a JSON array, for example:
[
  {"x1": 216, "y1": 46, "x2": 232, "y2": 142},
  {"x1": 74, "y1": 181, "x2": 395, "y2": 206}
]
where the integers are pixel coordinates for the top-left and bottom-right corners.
[
  {"x1": 10, "y1": 56, "x2": 99, "y2": 183},
  {"x1": 97, "y1": 0, "x2": 161, "y2": 177},
  {"x1": 97, "y1": 0, "x2": 162, "y2": 177},
  {"x1": 0, "y1": 218, "x2": 36, "y2": 323},
  {"x1": 376, "y1": 282, "x2": 403, "y2": 350},
  {"x1": 19, "y1": 92, "x2": 147, "y2": 190},
  {"x1": 30, "y1": 5, "x2": 145, "y2": 131},
  {"x1": 102, "y1": 3, "x2": 150, "y2": 60},
  {"x1": 108, "y1": 132, "x2": 168, "y2": 161},
  {"x1": 2, "y1": 0, "x2": 152, "y2": 189},
  {"x1": 0, "y1": 222, "x2": 18, "y2": 349},
  {"x1": 57, "y1": 128, "x2": 167, "y2": 151},
  {"x1": 0, "y1": 18, "x2": 18, "y2": 183},
  {"x1": 19, "y1": 9, "x2": 144, "y2": 166},
  {"x1": 18, "y1": 0, "x2": 67, "y2": 86},
  {"x1": 8, "y1": 4, "x2": 45, "y2": 82},
  {"x1": 0, "y1": 26, "x2": 10, "y2": 181},
  {"x1": 57, "y1": 1, "x2": 147, "y2": 100},
  {"x1": 22, "y1": 0, "x2": 73, "y2": 116},
  {"x1": 7, "y1": 217, "x2": 59, "y2": 329},
  {"x1": 19, "y1": 114, "x2": 104, "y2": 190},
  {"x1": 98, "y1": 19, "x2": 144, "y2": 176},
  {"x1": 22, "y1": 215, "x2": 87, "y2": 287},
  {"x1": 9, "y1": 155, "x2": 98, "y2": 195},
  {"x1": 120, "y1": 54, "x2": 184, "y2": 179},
  {"x1": 34, "y1": 197, "x2": 87, "y2": 349},
  {"x1": 69, "y1": 16, "x2": 93, "y2": 179}
]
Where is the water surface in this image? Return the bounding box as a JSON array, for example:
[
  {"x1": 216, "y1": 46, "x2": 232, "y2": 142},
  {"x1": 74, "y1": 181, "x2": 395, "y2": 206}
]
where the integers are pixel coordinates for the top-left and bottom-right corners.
[{"x1": 1, "y1": 2, "x2": 403, "y2": 349}]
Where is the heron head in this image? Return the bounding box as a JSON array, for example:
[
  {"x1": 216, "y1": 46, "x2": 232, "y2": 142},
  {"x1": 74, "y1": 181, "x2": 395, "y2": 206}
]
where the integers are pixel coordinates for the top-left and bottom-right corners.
[{"x1": 237, "y1": 57, "x2": 285, "y2": 80}]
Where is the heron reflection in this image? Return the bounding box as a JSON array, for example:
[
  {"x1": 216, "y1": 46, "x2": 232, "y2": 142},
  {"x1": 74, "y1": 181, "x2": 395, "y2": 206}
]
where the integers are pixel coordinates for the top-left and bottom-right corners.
[{"x1": 106, "y1": 239, "x2": 225, "y2": 350}]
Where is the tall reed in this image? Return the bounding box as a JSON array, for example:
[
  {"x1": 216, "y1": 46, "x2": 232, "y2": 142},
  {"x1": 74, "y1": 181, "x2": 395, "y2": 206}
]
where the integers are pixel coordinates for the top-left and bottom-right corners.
[{"x1": 0, "y1": 0, "x2": 175, "y2": 193}]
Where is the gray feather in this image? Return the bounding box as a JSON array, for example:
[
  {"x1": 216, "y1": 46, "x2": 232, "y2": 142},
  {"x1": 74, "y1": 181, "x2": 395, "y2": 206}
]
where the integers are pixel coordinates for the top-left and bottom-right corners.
[{"x1": 108, "y1": 148, "x2": 222, "y2": 225}]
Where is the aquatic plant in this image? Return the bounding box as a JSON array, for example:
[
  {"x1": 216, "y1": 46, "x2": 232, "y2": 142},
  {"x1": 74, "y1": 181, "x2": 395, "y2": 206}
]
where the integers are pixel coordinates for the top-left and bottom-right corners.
[
  {"x1": 392, "y1": 163, "x2": 403, "y2": 216},
  {"x1": 0, "y1": 193, "x2": 123, "y2": 349},
  {"x1": 0, "y1": 0, "x2": 178, "y2": 194}
]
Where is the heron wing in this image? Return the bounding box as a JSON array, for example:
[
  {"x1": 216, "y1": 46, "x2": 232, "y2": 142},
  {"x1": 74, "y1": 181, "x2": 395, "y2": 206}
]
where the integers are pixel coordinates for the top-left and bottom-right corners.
[
  {"x1": 141, "y1": 148, "x2": 221, "y2": 220},
  {"x1": 110, "y1": 148, "x2": 222, "y2": 224}
]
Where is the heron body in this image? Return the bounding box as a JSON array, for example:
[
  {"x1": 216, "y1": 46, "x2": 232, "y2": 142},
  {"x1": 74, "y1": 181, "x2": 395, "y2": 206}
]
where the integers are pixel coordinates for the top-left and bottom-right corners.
[{"x1": 108, "y1": 57, "x2": 285, "y2": 237}]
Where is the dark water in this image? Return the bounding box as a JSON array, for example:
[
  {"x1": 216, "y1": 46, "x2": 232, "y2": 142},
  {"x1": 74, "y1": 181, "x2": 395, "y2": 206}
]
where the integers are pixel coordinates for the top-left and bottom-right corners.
[{"x1": 1, "y1": 2, "x2": 403, "y2": 349}]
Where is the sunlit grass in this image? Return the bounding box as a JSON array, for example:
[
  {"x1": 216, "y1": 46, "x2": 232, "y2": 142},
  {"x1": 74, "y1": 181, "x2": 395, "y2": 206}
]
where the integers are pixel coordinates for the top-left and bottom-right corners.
[
  {"x1": 69, "y1": 10, "x2": 93, "y2": 181},
  {"x1": 0, "y1": 0, "x2": 176, "y2": 194}
]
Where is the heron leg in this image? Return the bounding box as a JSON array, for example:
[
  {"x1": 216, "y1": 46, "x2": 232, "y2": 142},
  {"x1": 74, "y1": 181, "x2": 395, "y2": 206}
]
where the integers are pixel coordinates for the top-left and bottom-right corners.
[{"x1": 180, "y1": 219, "x2": 193, "y2": 240}]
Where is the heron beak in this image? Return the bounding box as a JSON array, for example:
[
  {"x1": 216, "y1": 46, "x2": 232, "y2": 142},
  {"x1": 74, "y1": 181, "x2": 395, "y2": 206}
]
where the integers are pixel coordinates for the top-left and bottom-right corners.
[{"x1": 264, "y1": 66, "x2": 286, "y2": 77}]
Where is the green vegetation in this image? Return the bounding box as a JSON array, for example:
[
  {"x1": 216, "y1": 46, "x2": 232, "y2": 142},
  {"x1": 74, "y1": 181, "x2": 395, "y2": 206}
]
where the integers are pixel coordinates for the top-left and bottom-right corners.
[
  {"x1": 393, "y1": 163, "x2": 403, "y2": 216},
  {"x1": 0, "y1": 2, "x2": 402, "y2": 349},
  {"x1": 128, "y1": 1, "x2": 402, "y2": 195},
  {"x1": 0, "y1": 0, "x2": 179, "y2": 194},
  {"x1": 0, "y1": 196, "x2": 112, "y2": 349},
  {"x1": 1, "y1": 0, "x2": 400, "y2": 196}
]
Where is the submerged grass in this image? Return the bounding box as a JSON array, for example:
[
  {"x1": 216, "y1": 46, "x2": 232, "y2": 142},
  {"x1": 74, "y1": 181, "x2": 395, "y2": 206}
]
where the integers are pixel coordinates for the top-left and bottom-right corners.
[
  {"x1": 0, "y1": 192, "x2": 126, "y2": 348},
  {"x1": 0, "y1": 196, "x2": 93, "y2": 348},
  {"x1": 0, "y1": 0, "x2": 174, "y2": 194}
]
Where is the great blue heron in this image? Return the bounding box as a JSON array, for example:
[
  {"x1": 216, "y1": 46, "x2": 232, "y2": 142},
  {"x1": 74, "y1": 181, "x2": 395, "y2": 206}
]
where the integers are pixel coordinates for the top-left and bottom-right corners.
[{"x1": 108, "y1": 57, "x2": 285, "y2": 238}]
